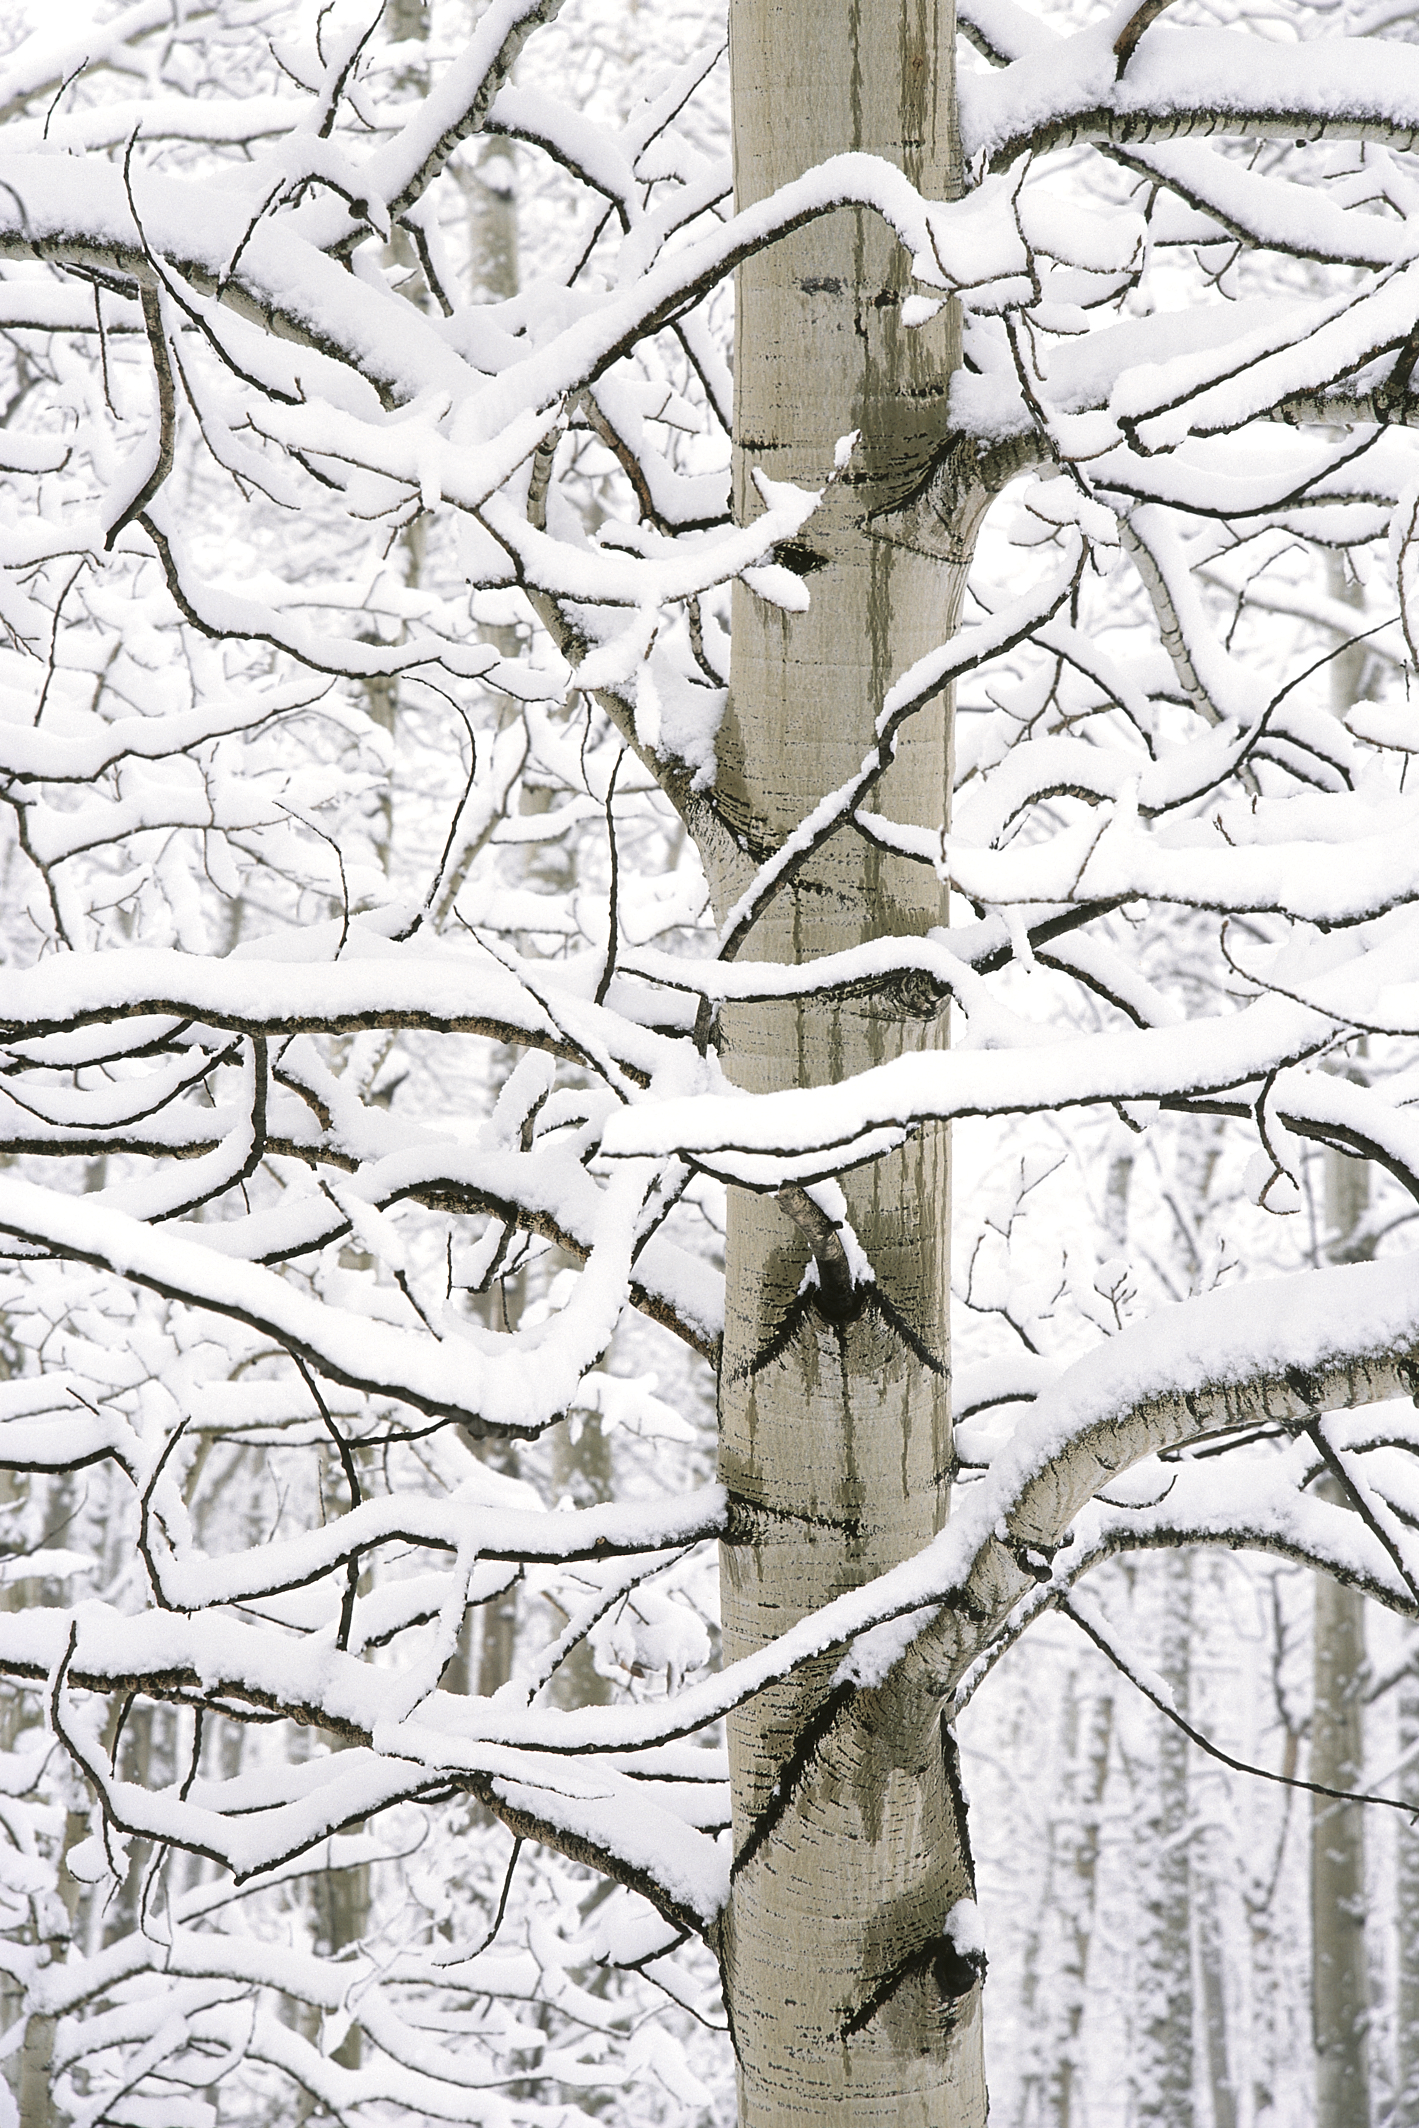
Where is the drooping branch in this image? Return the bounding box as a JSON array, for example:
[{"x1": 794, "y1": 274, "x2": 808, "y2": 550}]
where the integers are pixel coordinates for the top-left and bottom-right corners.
[
  {"x1": 0, "y1": 1164, "x2": 657, "y2": 1439},
  {"x1": 40, "y1": 1622, "x2": 726, "y2": 1940},
  {"x1": 1061, "y1": 1589, "x2": 1417, "y2": 1816}
]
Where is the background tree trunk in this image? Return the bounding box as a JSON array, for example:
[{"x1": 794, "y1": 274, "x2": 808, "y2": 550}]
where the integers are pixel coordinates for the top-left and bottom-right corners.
[
  {"x1": 17, "y1": 1802, "x2": 83, "y2": 2128},
  {"x1": 717, "y1": 4, "x2": 987, "y2": 2120},
  {"x1": 1197, "y1": 1813, "x2": 1238, "y2": 2128},
  {"x1": 1311, "y1": 1463, "x2": 1372, "y2": 2128},
  {"x1": 1309, "y1": 578, "x2": 1373, "y2": 2128},
  {"x1": 1396, "y1": 1638, "x2": 1419, "y2": 2126},
  {"x1": 1031, "y1": 1675, "x2": 1113, "y2": 2128},
  {"x1": 1134, "y1": 1553, "x2": 1195, "y2": 2127}
]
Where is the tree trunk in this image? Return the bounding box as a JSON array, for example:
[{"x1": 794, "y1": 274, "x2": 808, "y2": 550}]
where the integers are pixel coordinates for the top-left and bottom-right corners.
[
  {"x1": 1048, "y1": 1682, "x2": 1114, "y2": 2128},
  {"x1": 17, "y1": 1805, "x2": 84, "y2": 2128},
  {"x1": 1300, "y1": 572, "x2": 1374, "y2": 2128},
  {"x1": 309, "y1": 1831, "x2": 371, "y2": 2077},
  {"x1": 0, "y1": 1467, "x2": 30, "y2": 2103},
  {"x1": 716, "y1": 5, "x2": 987, "y2": 2120},
  {"x1": 1396, "y1": 1638, "x2": 1419, "y2": 2127},
  {"x1": 549, "y1": 1416, "x2": 613, "y2": 1709},
  {"x1": 468, "y1": 131, "x2": 518, "y2": 308},
  {"x1": 1308, "y1": 1024, "x2": 1372, "y2": 2127},
  {"x1": 1197, "y1": 1831, "x2": 1237, "y2": 2128},
  {"x1": 1016, "y1": 1670, "x2": 1114, "y2": 2128},
  {"x1": 1134, "y1": 1551, "x2": 1194, "y2": 2126},
  {"x1": 1311, "y1": 1466, "x2": 1371, "y2": 2128}
]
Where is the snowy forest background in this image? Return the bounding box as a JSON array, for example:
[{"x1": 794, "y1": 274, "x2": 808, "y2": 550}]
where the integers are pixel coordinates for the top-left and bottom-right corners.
[{"x1": 0, "y1": 0, "x2": 1413, "y2": 2122}]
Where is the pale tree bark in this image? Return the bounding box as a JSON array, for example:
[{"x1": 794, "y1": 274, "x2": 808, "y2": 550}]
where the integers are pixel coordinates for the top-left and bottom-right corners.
[
  {"x1": 1327, "y1": 552, "x2": 1371, "y2": 724},
  {"x1": 1103, "y1": 1134, "x2": 1134, "y2": 1259},
  {"x1": 1019, "y1": 1132, "x2": 1126, "y2": 2128},
  {"x1": 16, "y1": 1796, "x2": 84, "y2": 2128},
  {"x1": 1310, "y1": 1162, "x2": 1371, "y2": 2126},
  {"x1": 296, "y1": 1735, "x2": 371, "y2": 2104},
  {"x1": 716, "y1": 4, "x2": 988, "y2": 2120},
  {"x1": 295, "y1": 1450, "x2": 372, "y2": 2090},
  {"x1": 467, "y1": 132, "x2": 518, "y2": 310},
  {"x1": 355, "y1": 0, "x2": 434, "y2": 867},
  {"x1": 448, "y1": 107, "x2": 614, "y2": 1715},
  {"x1": 1056, "y1": 1686, "x2": 1114, "y2": 2128},
  {"x1": 1308, "y1": 570, "x2": 1373, "y2": 2128},
  {"x1": 1134, "y1": 1551, "x2": 1194, "y2": 2127},
  {"x1": 470, "y1": 1518, "x2": 519, "y2": 1698},
  {"x1": 0, "y1": 1467, "x2": 29, "y2": 2104},
  {"x1": 1026, "y1": 1141, "x2": 1122, "y2": 2128},
  {"x1": 103, "y1": 1702, "x2": 160, "y2": 1947},
  {"x1": 548, "y1": 1416, "x2": 613, "y2": 1710},
  {"x1": 1311, "y1": 1461, "x2": 1372, "y2": 2128},
  {"x1": 1019, "y1": 1672, "x2": 1113, "y2": 2128},
  {"x1": 1396, "y1": 1636, "x2": 1419, "y2": 2127},
  {"x1": 1197, "y1": 1813, "x2": 1238, "y2": 2128},
  {"x1": 441, "y1": 96, "x2": 528, "y2": 1710},
  {"x1": 1013, "y1": 1819, "x2": 1052, "y2": 2127},
  {"x1": 526, "y1": 720, "x2": 612, "y2": 1715},
  {"x1": 0, "y1": 1389, "x2": 96, "y2": 2122},
  {"x1": 464, "y1": 114, "x2": 617, "y2": 1712},
  {"x1": 307, "y1": 1833, "x2": 371, "y2": 2078},
  {"x1": 1246, "y1": 1596, "x2": 1303, "y2": 2128}
]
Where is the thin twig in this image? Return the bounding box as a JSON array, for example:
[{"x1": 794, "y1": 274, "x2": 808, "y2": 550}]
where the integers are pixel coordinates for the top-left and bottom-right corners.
[
  {"x1": 435, "y1": 1836, "x2": 524, "y2": 1964},
  {"x1": 138, "y1": 1419, "x2": 192, "y2": 1612},
  {"x1": 293, "y1": 1354, "x2": 362, "y2": 1651},
  {"x1": 1063, "y1": 1593, "x2": 1416, "y2": 1818},
  {"x1": 595, "y1": 748, "x2": 624, "y2": 1006},
  {"x1": 1306, "y1": 1415, "x2": 1419, "y2": 1610}
]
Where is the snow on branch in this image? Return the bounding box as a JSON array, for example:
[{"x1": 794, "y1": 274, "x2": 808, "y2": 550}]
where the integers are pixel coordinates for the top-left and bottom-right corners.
[
  {"x1": 0, "y1": 1162, "x2": 657, "y2": 1436},
  {"x1": 963, "y1": 19, "x2": 1419, "y2": 171},
  {"x1": 600, "y1": 994, "x2": 1339, "y2": 1185},
  {"x1": 4, "y1": 0, "x2": 1419, "y2": 2105}
]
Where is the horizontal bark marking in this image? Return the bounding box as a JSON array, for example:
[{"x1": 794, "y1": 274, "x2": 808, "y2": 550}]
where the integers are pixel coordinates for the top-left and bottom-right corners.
[{"x1": 723, "y1": 1491, "x2": 869, "y2": 1542}]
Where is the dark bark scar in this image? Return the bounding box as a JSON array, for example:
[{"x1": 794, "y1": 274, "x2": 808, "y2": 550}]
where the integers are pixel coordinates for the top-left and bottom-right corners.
[
  {"x1": 729, "y1": 1679, "x2": 857, "y2": 1883},
  {"x1": 742, "y1": 1278, "x2": 948, "y2": 1382},
  {"x1": 839, "y1": 1931, "x2": 986, "y2": 2039}
]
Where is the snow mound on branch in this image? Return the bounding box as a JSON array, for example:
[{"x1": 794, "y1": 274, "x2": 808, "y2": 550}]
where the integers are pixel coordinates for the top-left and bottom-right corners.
[{"x1": 945, "y1": 1898, "x2": 987, "y2": 1962}]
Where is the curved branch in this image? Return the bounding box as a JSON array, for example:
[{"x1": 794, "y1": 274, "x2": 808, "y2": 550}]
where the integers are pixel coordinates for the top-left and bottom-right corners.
[
  {"x1": 903, "y1": 1256, "x2": 1419, "y2": 1703},
  {"x1": 967, "y1": 32, "x2": 1419, "y2": 172}
]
